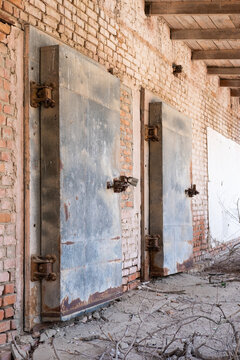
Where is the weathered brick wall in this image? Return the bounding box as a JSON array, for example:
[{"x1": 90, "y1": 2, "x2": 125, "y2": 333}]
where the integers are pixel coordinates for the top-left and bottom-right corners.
[
  {"x1": 0, "y1": 0, "x2": 239, "y2": 340},
  {"x1": 120, "y1": 85, "x2": 141, "y2": 291},
  {"x1": 0, "y1": 23, "x2": 23, "y2": 344}
]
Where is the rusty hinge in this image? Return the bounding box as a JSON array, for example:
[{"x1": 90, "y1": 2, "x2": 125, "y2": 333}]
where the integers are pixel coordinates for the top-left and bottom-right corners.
[
  {"x1": 185, "y1": 184, "x2": 199, "y2": 198},
  {"x1": 145, "y1": 125, "x2": 160, "y2": 142},
  {"x1": 30, "y1": 81, "x2": 55, "y2": 108},
  {"x1": 31, "y1": 255, "x2": 57, "y2": 282},
  {"x1": 145, "y1": 234, "x2": 161, "y2": 251}
]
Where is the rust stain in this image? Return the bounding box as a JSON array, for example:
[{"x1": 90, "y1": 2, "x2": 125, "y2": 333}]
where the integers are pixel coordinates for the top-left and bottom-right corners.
[
  {"x1": 177, "y1": 257, "x2": 194, "y2": 272},
  {"x1": 30, "y1": 285, "x2": 38, "y2": 317},
  {"x1": 62, "y1": 241, "x2": 75, "y2": 245},
  {"x1": 76, "y1": 196, "x2": 79, "y2": 200},
  {"x1": 64, "y1": 203, "x2": 69, "y2": 221},
  {"x1": 111, "y1": 236, "x2": 120, "y2": 241},
  {"x1": 151, "y1": 267, "x2": 170, "y2": 277},
  {"x1": 60, "y1": 160, "x2": 63, "y2": 170},
  {"x1": 61, "y1": 286, "x2": 122, "y2": 316},
  {"x1": 108, "y1": 258, "x2": 121, "y2": 263},
  {"x1": 190, "y1": 160, "x2": 192, "y2": 183}
]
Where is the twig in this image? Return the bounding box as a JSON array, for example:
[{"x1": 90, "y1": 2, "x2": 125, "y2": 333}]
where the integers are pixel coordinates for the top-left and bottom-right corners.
[{"x1": 51, "y1": 338, "x2": 61, "y2": 360}]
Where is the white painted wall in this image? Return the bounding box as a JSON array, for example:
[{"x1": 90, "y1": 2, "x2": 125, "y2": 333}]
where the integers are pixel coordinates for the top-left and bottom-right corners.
[{"x1": 208, "y1": 128, "x2": 240, "y2": 246}]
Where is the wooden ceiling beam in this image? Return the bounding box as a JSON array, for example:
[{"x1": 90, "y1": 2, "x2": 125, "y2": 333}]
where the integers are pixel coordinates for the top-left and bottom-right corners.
[
  {"x1": 145, "y1": 1, "x2": 240, "y2": 16},
  {"x1": 208, "y1": 67, "x2": 240, "y2": 75},
  {"x1": 192, "y1": 49, "x2": 240, "y2": 60},
  {"x1": 230, "y1": 89, "x2": 240, "y2": 96},
  {"x1": 171, "y1": 29, "x2": 240, "y2": 40},
  {"x1": 220, "y1": 79, "x2": 240, "y2": 87}
]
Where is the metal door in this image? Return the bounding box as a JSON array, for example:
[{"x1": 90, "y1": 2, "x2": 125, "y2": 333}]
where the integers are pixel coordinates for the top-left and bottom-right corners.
[
  {"x1": 39, "y1": 45, "x2": 122, "y2": 320},
  {"x1": 149, "y1": 102, "x2": 193, "y2": 276}
]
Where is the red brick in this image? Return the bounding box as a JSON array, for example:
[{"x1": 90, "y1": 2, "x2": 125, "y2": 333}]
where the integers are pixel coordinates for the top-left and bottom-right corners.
[
  {"x1": 128, "y1": 273, "x2": 137, "y2": 282},
  {"x1": 0, "y1": 310, "x2": 4, "y2": 321},
  {"x1": 3, "y1": 105, "x2": 13, "y2": 116},
  {"x1": 3, "y1": 80, "x2": 10, "y2": 92},
  {"x1": 4, "y1": 307, "x2": 14, "y2": 318},
  {"x1": 0, "y1": 34, "x2": 7, "y2": 43},
  {"x1": 0, "y1": 272, "x2": 9, "y2": 282},
  {"x1": 0, "y1": 116, "x2": 6, "y2": 126},
  {"x1": 10, "y1": 320, "x2": 16, "y2": 329},
  {"x1": 6, "y1": 330, "x2": 17, "y2": 342},
  {"x1": 0, "y1": 152, "x2": 10, "y2": 162},
  {"x1": 2, "y1": 1, "x2": 13, "y2": 14},
  {"x1": 3, "y1": 259, "x2": 15, "y2": 270},
  {"x1": 0, "y1": 214, "x2": 10, "y2": 223},
  {"x1": 2, "y1": 128, "x2": 12, "y2": 140},
  {"x1": 7, "y1": 0, "x2": 22, "y2": 8},
  {"x1": 4, "y1": 284, "x2": 14, "y2": 294},
  {"x1": 2, "y1": 294, "x2": 16, "y2": 307},
  {"x1": 0, "y1": 24, "x2": 10, "y2": 36},
  {"x1": 128, "y1": 279, "x2": 140, "y2": 290},
  {"x1": 0, "y1": 333, "x2": 7, "y2": 345},
  {"x1": 0, "y1": 321, "x2": 10, "y2": 333}
]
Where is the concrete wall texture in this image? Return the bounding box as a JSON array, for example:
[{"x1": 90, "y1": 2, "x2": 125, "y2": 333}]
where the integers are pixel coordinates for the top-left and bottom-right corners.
[{"x1": 0, "y1": 0, "x2": 239, "y2": 343}]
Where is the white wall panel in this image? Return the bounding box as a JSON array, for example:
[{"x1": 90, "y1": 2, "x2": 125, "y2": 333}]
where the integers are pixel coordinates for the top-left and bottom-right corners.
[{"x1": 208, "y1": 128, "x2": 240, "y2": 245}]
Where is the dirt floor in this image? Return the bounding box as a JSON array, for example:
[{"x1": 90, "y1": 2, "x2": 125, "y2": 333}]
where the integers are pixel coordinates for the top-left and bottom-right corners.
[{"x1": 13, "y1": 269, "x2": 240, "y2": 360}]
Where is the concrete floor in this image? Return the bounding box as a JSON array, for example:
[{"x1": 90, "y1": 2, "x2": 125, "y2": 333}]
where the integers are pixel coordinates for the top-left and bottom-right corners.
[{"x1": 16, "y1": 272, "x2": 240, "y2": 359}]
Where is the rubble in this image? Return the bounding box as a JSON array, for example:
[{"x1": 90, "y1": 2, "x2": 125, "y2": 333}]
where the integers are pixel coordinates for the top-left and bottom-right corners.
[{"x1": 10, "y1": 270, "x2": 240, "y2": 359}]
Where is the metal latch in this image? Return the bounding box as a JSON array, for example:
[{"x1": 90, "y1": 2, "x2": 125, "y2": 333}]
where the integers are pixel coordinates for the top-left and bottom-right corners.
[
  {"x1": 31, "y1": 255, "x2": 57, "y2": 282},
  {"x1": 30, "y1": 81, "x2": 55, "y2": 108},
  {"x1": 145, "y1": 234, "x2": 161, "y2": 251},
  {"x1": 107, "y1": 176, "x2": 138, "y2": 193},
  {"x1": 185, "y1": 184, "x2": 199, "y2": 198},
  {"x1": 145, "y1": 125, "x2": 160, "y2": 142}
]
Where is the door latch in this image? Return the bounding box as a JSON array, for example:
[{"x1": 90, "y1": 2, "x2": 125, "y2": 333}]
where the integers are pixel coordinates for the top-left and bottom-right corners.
[
  {"x1": 145, "y1": 234, "x2": 161, "y2": 251},
  {"x1": 185, "y1": 184, "x2": 199, "y2": 198},
  {"x1": 30, "y1": 81, "x2": 55, "y2": 108},
  {"x1": 107, "y1": 176, "x2": 138, "y2": 193},
  {"x1": 31, "y1": 255, "x2": 57, "y2": 281},
  {"x1": 145, "y1": 125, "x2": 160, "y2": 142}
]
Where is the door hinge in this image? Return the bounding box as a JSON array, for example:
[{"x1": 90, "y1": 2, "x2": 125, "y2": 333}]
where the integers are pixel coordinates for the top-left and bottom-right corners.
[
  {"x1": 31, "y1": 255, "x2": 57, "y2": 282},
  {"x1": 30, "y1": 81, "x2": 55, "y2": 108},
  {"x1": 145, "y1": 125, "x2": 160, "y2": 142},
  {"x1": 145, "y1": 234, "x2": 161, "y2": 251}
]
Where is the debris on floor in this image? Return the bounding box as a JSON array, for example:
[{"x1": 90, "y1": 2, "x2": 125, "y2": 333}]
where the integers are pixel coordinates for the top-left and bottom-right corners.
[{"x1": 12, "y1": 270, "x2": 240, "y2": 359}]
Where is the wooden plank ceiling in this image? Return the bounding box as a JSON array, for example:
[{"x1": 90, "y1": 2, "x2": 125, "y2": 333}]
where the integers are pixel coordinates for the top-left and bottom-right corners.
[{"x1": 145, "y1": 1, "x2": 240, "y2": 97}]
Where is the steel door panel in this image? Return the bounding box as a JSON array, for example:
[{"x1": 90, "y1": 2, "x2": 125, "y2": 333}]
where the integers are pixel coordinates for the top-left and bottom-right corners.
[
  {"x1": 40, "y1": 45, "x2": 121, "y2": 320},
  {"x1": 149, "y1": 102, "x2": 193, "y2": 276}
]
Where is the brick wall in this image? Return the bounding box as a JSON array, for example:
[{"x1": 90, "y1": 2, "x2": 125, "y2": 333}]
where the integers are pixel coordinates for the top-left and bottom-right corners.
[
  {"x1": 120, "y1": 85, "x2": 141, "y2": 291},
  {"x1": 0, "y1": 0, "x2": 239, "y2": 340},
  {"x1": 0, "y1": 24, "x2": 23, "y2": 344}
]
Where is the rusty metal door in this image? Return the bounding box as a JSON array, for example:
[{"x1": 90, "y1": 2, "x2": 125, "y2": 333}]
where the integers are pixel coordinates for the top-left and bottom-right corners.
[
  {"x1": 40, "y1": 45, "x2": 122, "y2": 320},
  {"x1": 149, "y1": 102, "x2": 193, "y2": 276}
]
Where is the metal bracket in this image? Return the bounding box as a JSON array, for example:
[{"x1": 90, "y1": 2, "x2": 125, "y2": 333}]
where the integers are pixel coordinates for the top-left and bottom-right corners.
[
  {"x1": 30, "y1": 81, "x2": 55, "y2": 108},
  {"x1": 172, "y1": 64, "x2": 183, "y2": 76},
  {"x1": 145, "y1": 234, "x2": 161, "y2": 251},
  {"x1": 107, "y1": 176, "x2": 138, "y2": 193},
  {"x1": 31, "y1": 255, "x2": 57, "y2": 282},
  {"x1": 185, "y1": 184, "x2": 199, "y2": 198},
  {"x1": 145, "y1": 125, "x2": 160, "y2": 142}
]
